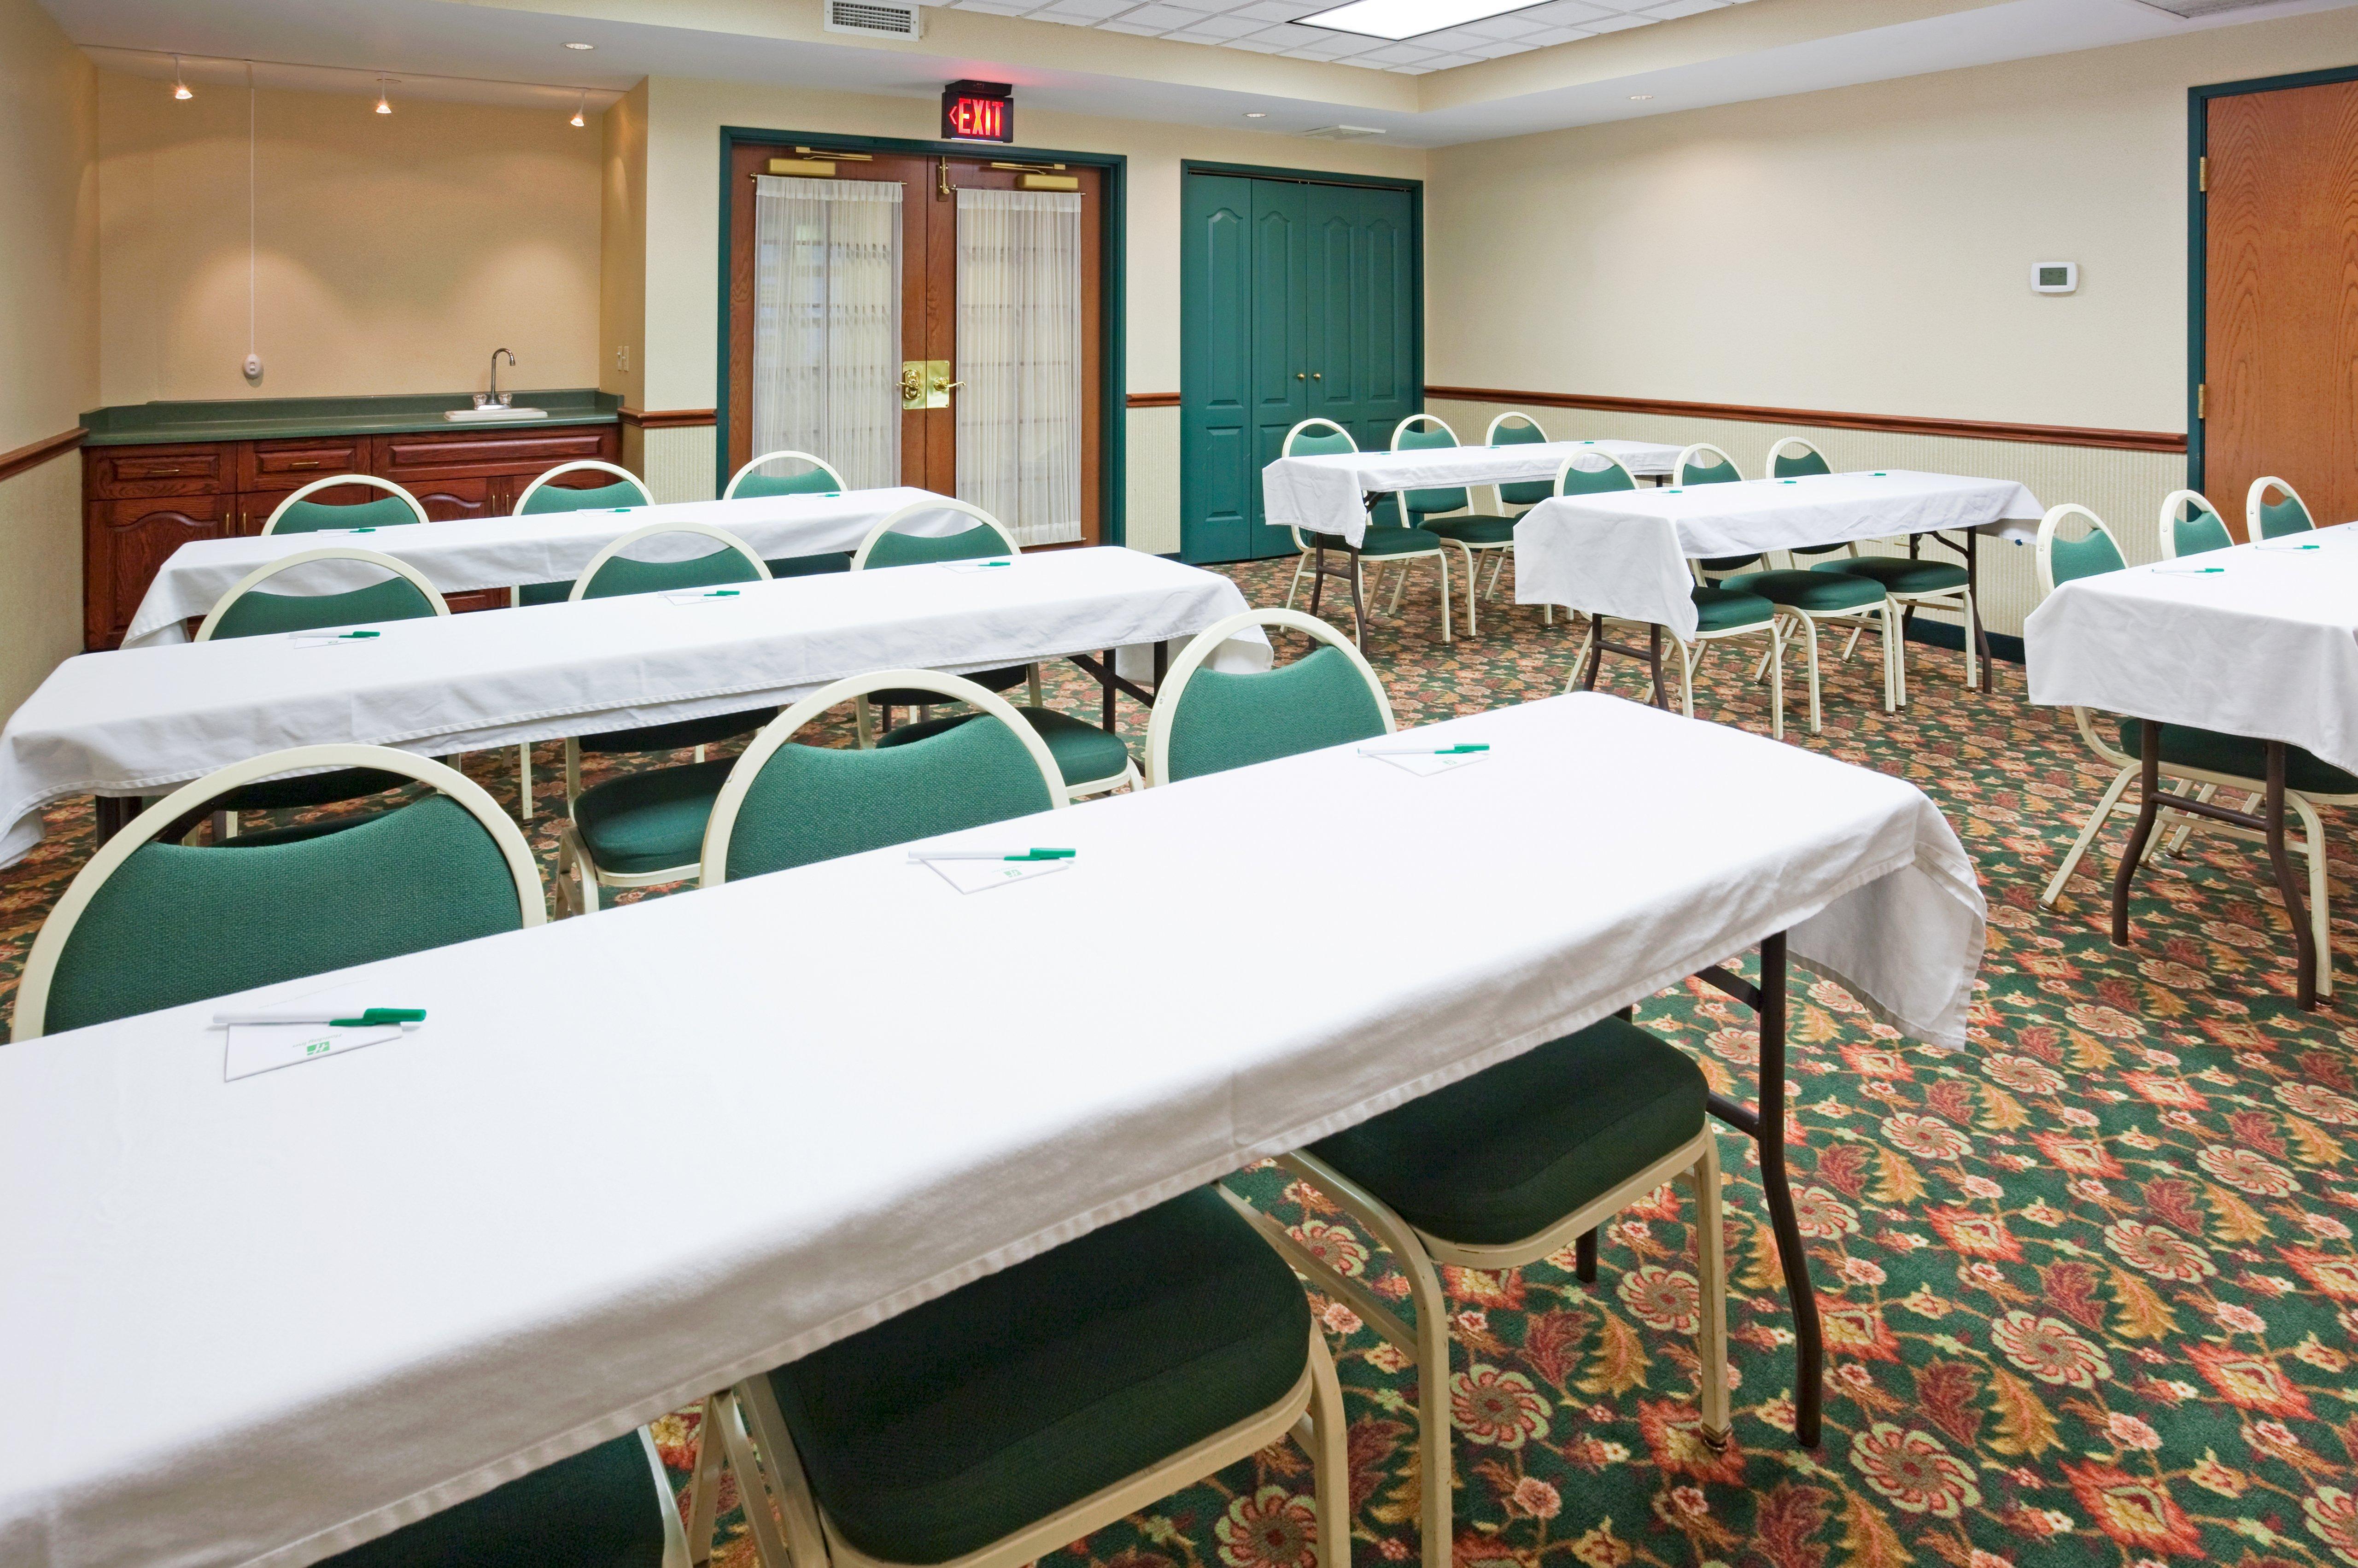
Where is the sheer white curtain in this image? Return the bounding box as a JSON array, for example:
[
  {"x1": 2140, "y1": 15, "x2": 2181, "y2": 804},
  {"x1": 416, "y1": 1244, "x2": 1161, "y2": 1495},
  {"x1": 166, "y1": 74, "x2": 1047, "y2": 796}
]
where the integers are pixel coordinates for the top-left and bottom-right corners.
[
  {"x1": 956, "y1": 188, "x2": 1082, "y2": 547},
  {"x1": 752, "y1": 176, "x2": 902, "y2": 491}
]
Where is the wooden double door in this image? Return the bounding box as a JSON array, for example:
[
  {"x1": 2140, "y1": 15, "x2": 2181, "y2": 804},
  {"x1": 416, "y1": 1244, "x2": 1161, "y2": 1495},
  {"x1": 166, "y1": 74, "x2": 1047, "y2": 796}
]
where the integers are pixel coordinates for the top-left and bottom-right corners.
[
  {"x1": 2203, "y1": 76, "x2": 2358, "y2": 532},
  {"x1": 1179, "y1": 172, "x2": 1419, "y2": 564},
  {"x1": 725, "y1": 142, "x2": 1106, "y2": 544}
]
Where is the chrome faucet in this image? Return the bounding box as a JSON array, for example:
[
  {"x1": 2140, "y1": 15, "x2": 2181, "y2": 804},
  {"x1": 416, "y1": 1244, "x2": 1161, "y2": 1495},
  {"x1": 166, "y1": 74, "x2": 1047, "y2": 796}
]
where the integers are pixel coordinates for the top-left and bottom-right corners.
[{"x1": 488, "y1": 347, "x2": 515, "y2": 406}]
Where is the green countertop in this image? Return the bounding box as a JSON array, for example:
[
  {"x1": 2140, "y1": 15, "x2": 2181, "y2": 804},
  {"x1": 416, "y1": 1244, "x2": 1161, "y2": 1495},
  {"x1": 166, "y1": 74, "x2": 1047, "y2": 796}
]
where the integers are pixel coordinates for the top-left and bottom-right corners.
[{"x1": 80, "y1": 389, "x2": 622, "y2": 446}]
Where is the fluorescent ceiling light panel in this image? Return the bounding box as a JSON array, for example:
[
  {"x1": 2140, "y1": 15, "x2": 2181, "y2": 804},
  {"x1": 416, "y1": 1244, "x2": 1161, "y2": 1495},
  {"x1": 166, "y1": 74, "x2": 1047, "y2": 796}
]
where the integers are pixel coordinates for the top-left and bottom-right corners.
[{"x1": 1294, "y1": 0, "x2": 1544, "y2": 41}]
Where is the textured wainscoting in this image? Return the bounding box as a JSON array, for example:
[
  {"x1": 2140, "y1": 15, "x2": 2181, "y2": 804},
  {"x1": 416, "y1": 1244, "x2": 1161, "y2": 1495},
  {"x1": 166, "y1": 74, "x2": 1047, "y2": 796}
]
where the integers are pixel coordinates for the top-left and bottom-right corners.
[
  {"x1": 0, "y1": 449, "x2": 84, "y2": 718},
  {"x1": 1425, "y1": 398, "x2": 2188, "y2": 638},
  {"x1": 639, "y1": 423, "x2": 720, "y2": 505},
  {"x1": 1123, "y1": 404, "x2": 1180, "y2": 556}
]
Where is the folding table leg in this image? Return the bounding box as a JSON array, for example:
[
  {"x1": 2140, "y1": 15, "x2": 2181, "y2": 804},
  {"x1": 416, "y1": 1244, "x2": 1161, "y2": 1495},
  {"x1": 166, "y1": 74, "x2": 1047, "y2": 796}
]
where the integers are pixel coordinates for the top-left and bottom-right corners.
[{"x1": 2262, "y1": 742, "x2": 2318, "y2": 1010}]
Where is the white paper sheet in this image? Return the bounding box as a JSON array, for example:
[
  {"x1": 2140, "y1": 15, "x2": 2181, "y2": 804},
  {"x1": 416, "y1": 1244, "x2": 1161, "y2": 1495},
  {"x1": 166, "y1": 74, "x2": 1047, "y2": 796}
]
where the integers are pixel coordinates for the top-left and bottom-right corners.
[
  {"x1": 0, "y1": 548, "x2": 1270, "y2": 868},
  {"x1": 122, "y1": 488, "x2": 969, "y2": 648},
  {"x1": 1514, "y1": 470, "x2": 2044, "y2": 638},
  {"x1": 1261, "y1": 440, "x2": 1684, "y2": 547},
  {"x1": 223, "y1": 1022, "x2": 407, "y2": 1081},
  {"x1": 2025, "y1": 521, "x2": 2358, "y2": 776},
  {"x1": 0, "y1": 693, "x2": 1984, "y2": 1568}
]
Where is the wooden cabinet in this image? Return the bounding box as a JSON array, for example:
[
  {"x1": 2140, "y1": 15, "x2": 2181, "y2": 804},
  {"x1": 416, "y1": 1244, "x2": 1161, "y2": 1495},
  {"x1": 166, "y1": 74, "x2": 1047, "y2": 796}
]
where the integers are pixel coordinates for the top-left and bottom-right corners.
[{"x1": 82, "y1": 421, "x2": 620, "y2": 649}]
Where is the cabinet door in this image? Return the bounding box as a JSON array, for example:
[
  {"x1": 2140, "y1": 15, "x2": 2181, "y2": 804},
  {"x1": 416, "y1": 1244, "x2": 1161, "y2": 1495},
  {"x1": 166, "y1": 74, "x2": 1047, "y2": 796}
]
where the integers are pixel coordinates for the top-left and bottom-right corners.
[
  {"x1": 402, "y1": 474, "x2": 501, "y2": 522},
  {"x1": 87, "y1": 494, "x2": 234, "y2": 649}
]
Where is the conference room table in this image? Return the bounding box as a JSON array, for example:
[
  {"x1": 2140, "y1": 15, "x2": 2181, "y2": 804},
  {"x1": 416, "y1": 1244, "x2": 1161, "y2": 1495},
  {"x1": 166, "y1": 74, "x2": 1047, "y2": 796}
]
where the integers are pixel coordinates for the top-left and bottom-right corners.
[
  {"x1": 1515, "y1": 469, "x2": 2044, "y2": 696},
  {"x1": 120, "y1": 486, "x2": 961, "y2": 648},
  {"x1": 0, "y1": 693, "x2": 1986, "y2": 1568},
  {"x1": 0, "y1": 548, "x2": 1266, "y2": 866},
  {"x1": 2026, "y1": 520, "x2": 2358, "y2": 1009}
]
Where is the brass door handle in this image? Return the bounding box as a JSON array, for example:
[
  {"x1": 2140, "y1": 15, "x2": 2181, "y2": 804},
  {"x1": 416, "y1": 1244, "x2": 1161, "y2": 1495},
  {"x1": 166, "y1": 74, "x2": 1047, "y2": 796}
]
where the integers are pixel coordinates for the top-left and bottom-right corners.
[{"x1": 932, "y1": 378, "x2": 965, "y2": 395}]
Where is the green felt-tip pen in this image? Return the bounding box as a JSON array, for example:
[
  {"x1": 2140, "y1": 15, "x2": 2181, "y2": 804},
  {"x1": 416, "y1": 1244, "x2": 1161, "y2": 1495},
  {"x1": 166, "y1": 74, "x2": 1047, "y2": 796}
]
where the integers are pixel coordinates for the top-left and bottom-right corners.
[{"x1": 213, "y1": 1006, "x2": 426, "y2": 1027}]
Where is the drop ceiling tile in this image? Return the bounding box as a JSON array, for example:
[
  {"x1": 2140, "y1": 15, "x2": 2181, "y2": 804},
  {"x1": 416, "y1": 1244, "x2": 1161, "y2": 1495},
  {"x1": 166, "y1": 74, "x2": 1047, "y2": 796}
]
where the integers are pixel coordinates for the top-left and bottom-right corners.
[{"x1": 934, "y1": 0, "x2": 1758, "y2": 73}]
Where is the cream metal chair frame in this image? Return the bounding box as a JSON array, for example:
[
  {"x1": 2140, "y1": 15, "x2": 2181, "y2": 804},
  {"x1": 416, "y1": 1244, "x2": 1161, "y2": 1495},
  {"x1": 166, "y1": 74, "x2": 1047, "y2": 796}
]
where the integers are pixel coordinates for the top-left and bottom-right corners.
[
  {"x1": 514, "y1": 460, "x2": 652, "y2": 515},
  {"x1": 2032, "y1": 504, "x2": 2345, "y2": 994},
  {"x1": 1479, "y1": 411, "x2": 1552, "y2": 607},
  {"x1": 1239, "y1": 1125, "x2": 1728, "y2": 1568},
  {"x1": 550, "y1": 523, "x2": 778, "y2": 814},
  {"x1": 1392, "y1": 412, "x2": 1507, "y2": 636},
  {"x1": 1672, "y1": 441, "x2": 1740, "y2": 488},
  {"x1": 1144, "y1": 607, "x2": 1396, "y2": 788},
  {"x1": 2247, "y1": 474, "x2": 2314, "y2": 539},
  {"x1": 2156, "y1": 489, "x2": 2229, "y2": 561},
  {"x1": 1744, "y1": 436, "x2": 1895, "y2": 733},
  {"x1": 693, "y1": 1317, "x2": 1348, "y2": 1568},
  {"x1": 847, "y1": 500, "x2": 1047, "y2": 750},
  {"x1": 697, "y1": 669, "x2": 1066, "y2": 889},
  {"x1": 260, "y1": 474, "x2": 432, "y2": 534},
  {"x1": 193, "y1": 548, "x2": 452, "y2": 642},
  {"x1": 1280, "y1": 417, "x2": 1359, "y2": 613},
  {"x1": 1282, "y1": 418, "x2": 1455, "y2": 645},
  {"x1": 724, "y1": 450, "x2": 848, "y2": 501},
  {"x1": 14, "y1": 746, "x2": 544, "y2": 1041}
]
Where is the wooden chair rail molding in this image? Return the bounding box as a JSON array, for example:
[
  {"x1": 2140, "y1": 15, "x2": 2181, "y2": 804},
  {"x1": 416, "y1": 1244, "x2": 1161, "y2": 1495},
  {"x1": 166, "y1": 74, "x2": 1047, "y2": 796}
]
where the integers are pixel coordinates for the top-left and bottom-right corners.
[
  {"x1": 1126, "y1": 392, "x2": 1181, "y2": 409},
  {"x1": 1422, "y1": 387, "x2": 2187, "y2": 455},
  {"x1": 619, "y1": 408, "x2": 720, "y2": 429},
  {"x1": 0, "y1": 427, "x2": 87, "y2": 484}
]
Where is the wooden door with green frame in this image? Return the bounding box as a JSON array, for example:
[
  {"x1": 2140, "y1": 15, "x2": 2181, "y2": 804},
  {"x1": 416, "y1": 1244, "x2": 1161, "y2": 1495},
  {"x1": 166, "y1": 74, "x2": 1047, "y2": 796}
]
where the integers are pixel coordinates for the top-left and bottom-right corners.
[{"x1": 1179, "y1": 167, "x2": 1421, "y2": 564}]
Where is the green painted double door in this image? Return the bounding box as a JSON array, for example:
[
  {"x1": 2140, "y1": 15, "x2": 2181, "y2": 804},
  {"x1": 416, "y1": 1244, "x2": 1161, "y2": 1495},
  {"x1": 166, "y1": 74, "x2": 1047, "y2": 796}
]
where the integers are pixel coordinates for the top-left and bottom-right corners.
[{"x1": 1179, "y1": 173, "x2": 1419, "y2": 563}]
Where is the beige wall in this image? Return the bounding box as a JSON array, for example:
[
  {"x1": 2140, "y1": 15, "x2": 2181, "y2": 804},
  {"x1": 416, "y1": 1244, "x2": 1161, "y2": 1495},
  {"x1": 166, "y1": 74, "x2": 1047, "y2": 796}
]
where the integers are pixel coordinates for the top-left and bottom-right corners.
[
  {"x1": 97, "y1": 72, "x2": 603, "y2": 405},
  {"x1": 0, "y1": 0, "x2": 97, "y2": 716},
  {"x1": 626, "y1": 76, "x2": 1426, "y2": 544},
  {"x1": 1427, "y1": 7, "x2": 2358, "y2": 435},
  {"x1": 600, "y1": 81, "x2": 648, "y2": 413}
]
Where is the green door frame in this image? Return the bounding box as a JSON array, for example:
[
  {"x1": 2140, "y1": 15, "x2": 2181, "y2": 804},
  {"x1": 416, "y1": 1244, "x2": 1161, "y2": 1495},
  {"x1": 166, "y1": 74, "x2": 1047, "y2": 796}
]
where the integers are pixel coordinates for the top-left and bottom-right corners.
[
  {"x1": 716, "y1": 126, "x2": 1129, "y2": 544},
  {"x1": 2186, "y1": 63, "x2": 2358, "y2": 494},
  {"x1": 1178, "y1": 160, "x2": 1424, "y2": 562}
]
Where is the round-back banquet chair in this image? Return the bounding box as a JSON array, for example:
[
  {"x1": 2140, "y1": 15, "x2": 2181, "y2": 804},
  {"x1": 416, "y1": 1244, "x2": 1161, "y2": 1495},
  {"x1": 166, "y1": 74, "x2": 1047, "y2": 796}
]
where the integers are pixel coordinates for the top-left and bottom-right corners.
[
  {"x1": 1145, "y1": 608, "x2": 1394, "y2": 786},
  {"x1": 261, "y1": 475, "x2": 431, "y2": 535},
  {"x1": 2158, "y1": 488, "x2": 2233, "y2": 560},
  {"x1": 2248, "y1": 474, "x2": 2316, "y2": 540},
  {"x1": 1392, "y1": 413, "x2": 1516, "y2": 635},
  {"x1": 14, "y1": 747, "x2": 542, "y2": 1039}
]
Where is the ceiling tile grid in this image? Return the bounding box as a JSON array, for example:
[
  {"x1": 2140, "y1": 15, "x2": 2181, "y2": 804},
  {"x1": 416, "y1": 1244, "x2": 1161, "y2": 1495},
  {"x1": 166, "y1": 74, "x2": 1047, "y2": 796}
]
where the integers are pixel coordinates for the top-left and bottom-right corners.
[{"x1": 938, "y1": 0, "x2": 1760, "y2": 72}]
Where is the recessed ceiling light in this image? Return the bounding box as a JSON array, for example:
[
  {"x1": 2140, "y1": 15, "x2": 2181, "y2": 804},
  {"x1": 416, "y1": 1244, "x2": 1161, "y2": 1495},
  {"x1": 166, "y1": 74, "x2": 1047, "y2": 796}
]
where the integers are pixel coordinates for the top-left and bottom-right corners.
[
  {"x1": 563, "y1": 41, "x2": 596, "y2": 50},
  {"x1": 1629, "y1": 94, "x2": 1653, "y2": 100},
  {"x1": 1245, "y1": 111, "x2": 1267, "y2": 118},
  {"x1": 1296, "y1": 0, "x2": 1543, "y2": 41}
]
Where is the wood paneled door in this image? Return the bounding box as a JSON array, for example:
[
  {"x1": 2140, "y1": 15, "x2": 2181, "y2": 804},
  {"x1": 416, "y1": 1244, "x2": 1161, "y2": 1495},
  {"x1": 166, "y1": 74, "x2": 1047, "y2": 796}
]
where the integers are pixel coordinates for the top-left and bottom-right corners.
[
  {"x1": 726, "y1": 141, "x2": 1106, "y2": 546},
  {"x1": 1179, "y1": 170, "x2": 1419, "y2": 564},
  {"x1": 2203, "y1": 75, "x2": 2358, "y2": 534}
]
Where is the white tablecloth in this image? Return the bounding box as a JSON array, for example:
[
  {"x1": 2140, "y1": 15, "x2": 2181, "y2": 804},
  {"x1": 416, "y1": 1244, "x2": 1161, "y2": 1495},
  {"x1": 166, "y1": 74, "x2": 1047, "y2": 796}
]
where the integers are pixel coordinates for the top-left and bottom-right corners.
[
  {"x1": 0, "y1": 548, "x2": 1264, "y2": 866},
  {"x1": 0, "y1": 693, "x2": 1984, "y2": 1568},
  {"x1": 1514, "y1": 470, "x2": 2044, "y2": 638},
  {"x1": 121, "y1": 488, "x2": 965, "y2": 648},
  {"x1": 1262, "y1": 439, "x2": 1684, "y2": 547},
  {"x1": 2025, "y1": 521, "x2": 2358, "y2": 775}
]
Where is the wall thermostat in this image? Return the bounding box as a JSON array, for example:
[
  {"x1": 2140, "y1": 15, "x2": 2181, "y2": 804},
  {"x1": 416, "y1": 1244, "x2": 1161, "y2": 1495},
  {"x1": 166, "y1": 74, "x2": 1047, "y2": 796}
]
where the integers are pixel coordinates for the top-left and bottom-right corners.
[{"x1": 2032, "y1": 262, "x2": 2077, "y2": 294}]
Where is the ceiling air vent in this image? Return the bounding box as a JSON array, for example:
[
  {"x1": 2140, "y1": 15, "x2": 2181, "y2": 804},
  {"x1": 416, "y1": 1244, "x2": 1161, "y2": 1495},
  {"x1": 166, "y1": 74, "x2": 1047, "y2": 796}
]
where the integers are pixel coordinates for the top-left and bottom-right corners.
[
  {"x1": 1303, "y1": 125, "x2": 1386, "y2": 140},
  {"x1": 2129, "y1": 0, "x2": 2282, "y2": 15},
  {"x1": 824, "y1": 0, "x2": 923, "y2": 39}
]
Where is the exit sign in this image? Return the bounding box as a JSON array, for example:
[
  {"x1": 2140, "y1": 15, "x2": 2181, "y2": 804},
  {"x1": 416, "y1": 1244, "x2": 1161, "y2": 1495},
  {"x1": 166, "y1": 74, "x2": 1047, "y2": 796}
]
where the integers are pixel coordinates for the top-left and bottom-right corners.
[{"x1": 942, "y1": 79, "x2": 1013, "y2": 143}]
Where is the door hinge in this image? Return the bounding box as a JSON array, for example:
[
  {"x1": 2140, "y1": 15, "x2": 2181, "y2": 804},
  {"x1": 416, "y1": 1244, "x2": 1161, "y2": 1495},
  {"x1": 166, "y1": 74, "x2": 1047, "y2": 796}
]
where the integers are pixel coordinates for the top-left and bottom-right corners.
[
  {"x1": 2198, "y1": 156, "x2": 2207, "y2": 194},
  {"x1": 2197, "y1": 383, "x2": 2207, "y2": 421}
]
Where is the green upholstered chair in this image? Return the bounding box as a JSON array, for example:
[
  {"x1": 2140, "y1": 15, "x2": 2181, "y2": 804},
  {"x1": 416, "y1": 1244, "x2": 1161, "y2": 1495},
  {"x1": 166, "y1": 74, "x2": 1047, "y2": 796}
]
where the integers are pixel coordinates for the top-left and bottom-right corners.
[
  {"x1": 1144, "y1": 608, "x2": 1394, "y2": 786},
  {"x1": 1562, "y1": 449, "x2": 1785, "y2": 737},
  {"x1": 700, "y1": 1184, "x2": 1348, "y2": 1568},
  {"x1": 1241, "y1": 1014, "x2": 1728, "y2": 1568},
  {"x1": 1785, "y1": 434, "x2": 1976, "y2": 708},
  {"x1": 2034, "y1": 503, "x2": 2350, "y2": 995},
  {"x1": 260, "y1": 475, "x2": 431, "y2": 535},
  {"x1": 2158, "y1": 488, "x2": 2234, "y2": 559},
  {"x1": 1480, "y1": 412, "x2": 1556, "y2": 617},
  {"x1": 1281, "y1": 417, "x2": 1456, "y2": 643},
  {"x1": 194, "y1": 550, "x2": 452, "y2": 833},
  {"x1": 320, "y1": 1432, "x2": 687, "y2": 1568},
  {"x1": 509, "y1": 462, "x2": 660, "y2": 610},
  {"x1": 1713, "y1": 437, "x2": 1890, "y2": 734},
  {"x1": 13, "y1": 747, "x2": 542, "y2": 1040},
  {"x1": 1392, "y1": 413, "x2": 1517, "y2": 636},
  {"x1": 542, "y1": 523, "x2": 778, "y2": 843},
  {"x1": 557, "y1": 670, "x2": 1060, "y2": 912},
  {"x1": 2248, "y1": 474, "x2": 2316, "y2": 540},
  {"x1": 848, "y1": 501, "x2": 1134, "y2": 799},
  {"x1": 723, "y1": 451, "x2": 859, "y2": 577}
]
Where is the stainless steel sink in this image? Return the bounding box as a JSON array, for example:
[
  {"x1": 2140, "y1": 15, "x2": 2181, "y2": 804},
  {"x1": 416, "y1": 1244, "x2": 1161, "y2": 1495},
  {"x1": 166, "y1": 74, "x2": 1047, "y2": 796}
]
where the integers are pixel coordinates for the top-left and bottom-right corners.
[{"x1": 444, "y1": 405, "x2": 549, "y2": 423}]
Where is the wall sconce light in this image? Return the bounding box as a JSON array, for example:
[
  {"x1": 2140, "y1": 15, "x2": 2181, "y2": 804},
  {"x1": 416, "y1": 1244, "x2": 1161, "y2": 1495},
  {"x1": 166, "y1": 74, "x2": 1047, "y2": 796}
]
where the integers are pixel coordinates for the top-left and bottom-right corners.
[
  {"x1": 173, "y1": 55, "x2": 192, "y2": 99},
  {"x1": 375, "y1": 76, "x2": 393, "y2": 114},
  {"x1": 570, "y1": 91, "x2": 586, "y2": 128}
]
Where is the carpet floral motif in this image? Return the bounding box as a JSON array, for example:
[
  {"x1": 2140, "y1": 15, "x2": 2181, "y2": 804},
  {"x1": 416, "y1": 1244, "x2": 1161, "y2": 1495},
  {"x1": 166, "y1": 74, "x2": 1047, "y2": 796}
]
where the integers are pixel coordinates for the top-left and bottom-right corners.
[{"x1": 5, "y1": 556, "x2": 2355, "y2": 1567}]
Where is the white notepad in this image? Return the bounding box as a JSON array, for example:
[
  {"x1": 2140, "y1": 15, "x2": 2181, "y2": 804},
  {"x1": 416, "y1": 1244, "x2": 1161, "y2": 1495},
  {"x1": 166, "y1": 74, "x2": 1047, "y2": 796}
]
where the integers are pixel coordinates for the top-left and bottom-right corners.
[
  {"x1": 222, "y1": 1021, "x2": 409, "y2": 1082},
  {"x1": 1362, "y1": 747, "x2": 1491, "y2": 778},
  {"x1": 920, "y1": 856, "x2": 1072, "y2": 894}
]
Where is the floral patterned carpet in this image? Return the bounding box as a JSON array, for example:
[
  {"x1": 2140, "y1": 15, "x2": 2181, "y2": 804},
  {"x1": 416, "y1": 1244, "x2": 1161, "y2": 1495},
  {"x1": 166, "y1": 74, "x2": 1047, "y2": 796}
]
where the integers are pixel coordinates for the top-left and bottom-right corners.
[{"x1": 7, "y1": 556, "x2": 2357, "y2": 1568}]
